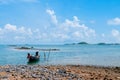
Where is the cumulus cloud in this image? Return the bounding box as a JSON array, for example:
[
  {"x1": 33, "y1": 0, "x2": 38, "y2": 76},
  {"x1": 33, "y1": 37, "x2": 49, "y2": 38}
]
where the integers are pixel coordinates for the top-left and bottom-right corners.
[
  {"x1": 61, "y1": 16, "x2": 96, "y2": 38},
  {"x1": 64, "y1": 18, "x2": 80, "y2": 27},
  {"x1": 46, "y1": 9, "x2": 96, "y2": 42},
  {"x1": 46, "y1": 9, "x2": 58, "y2": 25},
  {"x1": 14, "y1": 36, "x2": 25, "y2": 42},
  {"x1": 107, "y1": 17, "x2": 120, "y2": 25},
  {"x1": 51, "y1": 33, "x2": 69, "y2": 41},
  {"x1": 111, "y1": 29, "x2": 120, "y2": 41},
  {"x1": 72, "y1": 31, "x2": 83, "y2": 39},
  {"x1": 112, "y1": 29, "x2": 119, "y2": 37},
  {"x1": 4, "y1": 24, "x2": 17, "y2": 31},
  {"x1": 0, "y1": 24, "x2": 36, "y2": 43},
  {"x1": 0, "y1": 9, "x2": 97, "y2": 44}
]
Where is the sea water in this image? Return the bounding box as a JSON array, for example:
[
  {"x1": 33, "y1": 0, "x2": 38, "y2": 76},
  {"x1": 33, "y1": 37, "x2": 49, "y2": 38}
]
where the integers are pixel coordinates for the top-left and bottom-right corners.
[{"x1": 0, "y1": 44, "x2": 120, "y2": 66}]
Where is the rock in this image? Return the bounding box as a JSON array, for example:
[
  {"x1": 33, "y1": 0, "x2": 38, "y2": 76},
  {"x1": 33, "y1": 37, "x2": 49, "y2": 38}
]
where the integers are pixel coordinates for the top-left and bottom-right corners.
[
  {"x1": 0, "y1": 76, "x2": 9, "y2": 80},
  {"x1": 5, "y1": 68, "x2": 11, "y2": 72},
  {"x1": 22, "y1": 74, "x2": 26, "y2": 78},
  {"x1": 1, "y1": 79, "x2": 8, "y2": 80},
  {"x1": 46, "y1": 78, "x2": 50, "y2": 80},
  {"x1": 31, "y1": 74, "x2": 37, "y2": 78},
  {"x1": 68, "y1": 78, "x2": 73, "y2": 80},
  {"x1": 57, "y1": 69, "x2": 66, "y2": 74},
  {"x1": 31, "y1": 74, "x2": 40, "y2": 78},
  {"x1": 71, "y1": 74, "x2": 78, "y2": 79},
  {"x1": 103, "y1": 77, "x2": 108, "y2": 80},
  {"x1": 117, "y1": 77, "x2": 120, "y2": 79}
]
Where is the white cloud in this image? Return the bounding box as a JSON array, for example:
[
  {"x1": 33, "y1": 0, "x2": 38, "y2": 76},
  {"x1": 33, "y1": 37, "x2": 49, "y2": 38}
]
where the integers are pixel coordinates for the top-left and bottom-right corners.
[
  {"x1": 4, "y1": 24, "x2": 17, "y2": 31},
  {"x1": 108, "y1": 17, "x2": 120, "y2": 25},
  {"x1": 73, "y1": 16, "x2": 80, "y2": 22},
  {"x1": 63, "y1": 16, "x2": 80, "y2": 28},
  {"x1": 61, "y1": 16, "x2": 96, "y2": 39},
  {"x1": 14, "y1": 36, "x2": 25, "y2": 41},
  {"x1": 101, "y1": 33, "x2": 105, "y2": 37},
  {"x1": 51, "y1": 33, "x2": 69, "y2": 41},
  {"x1": 112, "y1": 29, "x2": 119, "y2": 37},
  {"x1": 18, "y1": 27, "x2": 26, "y2": 34},
  {"x1": 46, "y1": 9, "x2": 58, "y2": 25},
  {"x1": 0, "y1": 28, "x2": 4, "y2": 35},
  {"x1": 0, "y1": 9, "x2": 97, "y2": 44},
  {"x1": 27, "y1": 28, "x2": 33, "y2": 35},
  {"x1": 72, "y1": 31, "x2": 83, "y2": 38},
  {"x1": 84, "y1": 28, "x2": 96, "y2": 37},
  {"x1": 111, "y1": 29, "x2": 120, "y2": 41},
  {"x1": 0, "y1": 28, "x2": 2, "y2": 32},
  {"x1": 46, "y1": 9, "x2": 96, "y2": 42},
  {"x1": 0, "y1": 24, "x2": 36, "y2": 43}
]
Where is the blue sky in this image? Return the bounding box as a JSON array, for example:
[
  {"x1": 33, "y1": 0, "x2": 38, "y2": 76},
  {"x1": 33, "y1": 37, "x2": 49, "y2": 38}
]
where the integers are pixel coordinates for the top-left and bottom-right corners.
[{"x1": 0, "y1": 0, "x2": 120, "y2": 44}]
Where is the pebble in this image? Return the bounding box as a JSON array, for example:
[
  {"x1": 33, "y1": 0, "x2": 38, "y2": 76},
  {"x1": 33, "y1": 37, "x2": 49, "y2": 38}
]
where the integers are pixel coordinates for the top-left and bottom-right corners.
[
  {"x1": 0, "y1": 76, "x2": 9, "y2": 80},
  {"x1": 0, "y1": 65, "x2": 82, "y2": 80},
  {"x1": 117, "y1": 77, "x2": 120, "y2": 79},
  {"x1": 57, "y1": 69, "x2": 66, "y2": 74},
  {"x1": 31, "y1": 74, "x2": 37, "y2": 78}
]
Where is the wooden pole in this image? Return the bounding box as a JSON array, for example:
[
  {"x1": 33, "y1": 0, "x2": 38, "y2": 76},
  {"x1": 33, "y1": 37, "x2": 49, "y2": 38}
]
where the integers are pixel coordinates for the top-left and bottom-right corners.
[
  {"x1": 47, "y1": 50, "x2": 50, "y2": 61},
  {"x1": 44, "y1": 52, "x2": 46, "y2": 61}
]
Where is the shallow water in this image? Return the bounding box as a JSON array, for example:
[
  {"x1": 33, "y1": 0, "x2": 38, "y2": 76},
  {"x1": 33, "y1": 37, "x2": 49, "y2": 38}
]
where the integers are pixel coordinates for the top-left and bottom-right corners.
[{"x1": 0, "y1": 44, "x2": 120, "y2": 66}]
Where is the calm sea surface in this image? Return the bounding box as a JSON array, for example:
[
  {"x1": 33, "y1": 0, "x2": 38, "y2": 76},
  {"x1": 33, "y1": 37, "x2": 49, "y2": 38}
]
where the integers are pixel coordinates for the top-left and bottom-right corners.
[{"x1": 0, "y1": 44, "x2": 120, "y2": 66}]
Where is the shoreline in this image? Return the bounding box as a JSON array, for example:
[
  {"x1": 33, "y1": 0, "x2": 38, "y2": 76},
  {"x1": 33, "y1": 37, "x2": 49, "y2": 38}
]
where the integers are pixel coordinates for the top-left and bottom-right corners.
[{"x1": 0, "y1": 64, "x2": 120, "y2": 80}]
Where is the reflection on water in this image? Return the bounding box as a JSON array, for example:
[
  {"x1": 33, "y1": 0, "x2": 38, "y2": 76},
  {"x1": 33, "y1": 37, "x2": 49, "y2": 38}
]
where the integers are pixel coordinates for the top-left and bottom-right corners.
[{"x1": 27, "y1": 60, "x2": 40, "y2": 65}]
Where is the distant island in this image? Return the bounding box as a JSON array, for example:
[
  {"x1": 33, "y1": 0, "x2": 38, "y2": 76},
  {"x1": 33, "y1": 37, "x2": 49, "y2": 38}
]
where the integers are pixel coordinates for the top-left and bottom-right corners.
[
  {"x1": 97, "y1": 43, "x2": 120, "y2": 45},
  {"x1": 78, "y1": 42, "x2": 88, "y2": 44},
  {"x1": 65, "y1": 42, "x2": 88, "y2": 45},
  {"x1": 65, "y1": 42, "x2": 120, "y2": 45},
  {"x1": 97, "y1": 43, "x2": 106, "y2": 45}
]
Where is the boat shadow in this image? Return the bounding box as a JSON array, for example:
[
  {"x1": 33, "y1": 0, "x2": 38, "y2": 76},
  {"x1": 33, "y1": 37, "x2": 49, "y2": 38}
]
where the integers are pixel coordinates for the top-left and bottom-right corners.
[
  {"x1": 27, "y1": 60, "x2": 40, "y2": 65},
  {"x1": 27, "y1": 59, "x2": 51, "y2": 65}
]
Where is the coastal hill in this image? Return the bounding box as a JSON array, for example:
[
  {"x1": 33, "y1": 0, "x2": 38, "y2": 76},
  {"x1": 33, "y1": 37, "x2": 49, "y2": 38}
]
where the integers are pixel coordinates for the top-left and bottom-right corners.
[
  {"x1": 97, "y1": 43, "x2": 120, "y2": 45},
  {"x1": 65, "y1": 42, "x2": 120, "y2": 45},
  {"x1": 65, "y1": 42, "x2": 88, "y2": 45},
  {"x1": 78, "y1": 42, "x2": 88, "y2": 44}
]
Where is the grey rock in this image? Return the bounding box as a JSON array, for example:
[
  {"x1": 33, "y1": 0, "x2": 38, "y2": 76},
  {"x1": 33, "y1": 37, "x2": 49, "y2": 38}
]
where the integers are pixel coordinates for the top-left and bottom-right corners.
[
  {"x1": 0, "y1": 76, "x2": 8, "y2": 80},
  {"x1": 5, "y1": 68, "x2": 11, "y2": 72},
  {"x1": 57, "y1": 69, "x2": 66, "y2": 74},
  {"x1": 31, "y1": 74, "x2": 40, "y2": 78}
]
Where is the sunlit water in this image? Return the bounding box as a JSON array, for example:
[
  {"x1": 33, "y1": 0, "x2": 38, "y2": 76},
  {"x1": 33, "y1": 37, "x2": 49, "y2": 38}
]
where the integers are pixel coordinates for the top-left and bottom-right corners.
[{"x1": 0, "y1": 44, "x2": 120, "y2": 66}]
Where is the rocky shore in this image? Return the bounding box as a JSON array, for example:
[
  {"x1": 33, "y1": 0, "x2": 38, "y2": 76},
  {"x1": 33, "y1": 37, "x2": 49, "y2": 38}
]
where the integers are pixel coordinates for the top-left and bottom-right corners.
[{"x1": 0, "y1": 65, "x2": 120, "y2": 80}]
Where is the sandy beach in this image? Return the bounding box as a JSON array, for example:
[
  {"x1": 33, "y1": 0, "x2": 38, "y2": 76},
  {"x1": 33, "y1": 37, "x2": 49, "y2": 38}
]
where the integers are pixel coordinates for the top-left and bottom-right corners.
[{"x1": 0, "y1": 65, "x2": 120, "y2": 80}]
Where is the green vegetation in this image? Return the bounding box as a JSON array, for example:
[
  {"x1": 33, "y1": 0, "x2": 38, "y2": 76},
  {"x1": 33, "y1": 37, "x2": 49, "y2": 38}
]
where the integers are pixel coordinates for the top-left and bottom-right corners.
[
  {"x1": 65, "y1": 42, "x2": 88, "y2": 45},
  {"x1": 65, "y1": 42, "x2": 120, "y2": 45},
  {"x1": 97, "y1": 43, "x2": 106, "y2": 45},
  {"x1": 78, "y1": 42, "x2": 88, "y2": 44}
]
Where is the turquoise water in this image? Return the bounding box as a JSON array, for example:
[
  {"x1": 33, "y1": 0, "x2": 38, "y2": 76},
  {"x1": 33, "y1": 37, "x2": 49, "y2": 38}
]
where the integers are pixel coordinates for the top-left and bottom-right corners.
[{"x1": 0, "y1": 44, "x2": 120, "y2": 66}]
